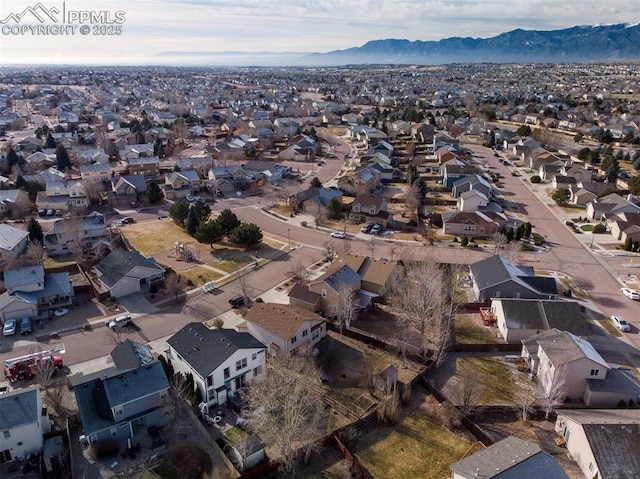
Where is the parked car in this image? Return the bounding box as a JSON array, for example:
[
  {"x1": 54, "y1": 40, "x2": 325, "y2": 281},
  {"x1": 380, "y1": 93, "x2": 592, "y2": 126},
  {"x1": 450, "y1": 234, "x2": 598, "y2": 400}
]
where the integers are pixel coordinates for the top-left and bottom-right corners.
[
  {"x1": 621, "y1": 287, "x2": 640, "y2": 300},
  {"x1": 54, "y1": 210, "x2": 62, "y2": 216},
  {"x1": 19, "y1": 316, "x2": 33, "y2": 335},
  {"x1": 370, "y1": 224, "x2": 383, "y2": 235},
  {"x1": 121, "y1": 217, "x2": 135, "y2": 224},
  {"x1": 53, "y1": 308, "x2": 69, "y2": 317},
  {"x1": 185, "y1": 194, "x2": 195, "y2": 202},
  {"x1": 360, "y1": 222, "x2": 373, "y2": 233},
  {"x1": 105, "y1": 314, "x2": 133, "y2": 329},
  {"x1": 611, "y1": 315, "x2": 631, "y2": 332},
  {"x1": 330, "y1": 231, "x2": 346, "y2": 239},
  {"x1": 46, "y1": 209, "x2": 55, "y2": 216},
  {"x1": 3, "y1": 318, "x2": 17, "y2": 336},
  {"x1": 38, "y1": 209, "x2": 47, "y2": 217},
  {"x1": 229, "y1": 295, "x2": 246, "y2": 308}
]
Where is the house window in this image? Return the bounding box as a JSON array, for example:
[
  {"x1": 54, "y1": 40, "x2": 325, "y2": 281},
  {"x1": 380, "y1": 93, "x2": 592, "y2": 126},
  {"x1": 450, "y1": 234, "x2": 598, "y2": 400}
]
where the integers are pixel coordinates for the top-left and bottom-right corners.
[
  {"x1": 321, "y1": 289, "x2": 327, "y2": 298},
  {"x1": 110, "y1": 427, "x2": 117, "y2": 438},
  {"x1": 291, "y1": 336, "x2": 297, "y2": 345},
  {"x1": 114, "y1": 405, "x2": 123, "y2": 417},
  {"x1": 312, "y1": 329, "x2": 320, "y2": 340},
  {"x1": 253, "y1": 366, "x2": 262, "y2": 377},
  {"x1": 235, "y1": 358, "x2": 247, "y2": 371},
  {"x1": 590, "y1": 369, "x2": 599, "y2": 376},
  {"x1": 3, "y1": 430, "x2": 9, "y2": 438},
  {"x1": 302, "y1": 329, "x2": 308, "y2": 337},
  {"x1": 589, "y1": 462, "x2": 594, "y2": 473},
  {"x1": 369, "y1": 207, "x2": 376, "y2": 214},
  {"x1": 207, "y1": 376, "x2": 213, "y2": 387},
  {"x1": 160, "y1": 390, "x2": 168, "y2": 399},
  {"x1": 493, "y1": 291, "x2": 501, "y2": 298},
  {"x1": 251, "y1": 353, "x2": 257, "y2": 361},
  {"x1": 224, "y1": 367, "x2": 230, "y2": 379}
]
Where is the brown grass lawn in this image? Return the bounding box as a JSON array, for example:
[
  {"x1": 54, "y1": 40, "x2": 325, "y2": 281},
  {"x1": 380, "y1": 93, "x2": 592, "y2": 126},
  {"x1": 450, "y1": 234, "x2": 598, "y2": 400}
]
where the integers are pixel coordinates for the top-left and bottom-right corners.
[
  {"x1": 122, "y1": 220, "x2": 198, "y2": 256},
  {"x1": 179, "y1": 267, "x2": 223, "y2": 287},
  {"x1": 457, "y1": 357, "x2": 517, "y2": 404},
  {"x1": 455, "y1": 314, "x2": 498, "y2": 344},
  {"x1": 356, "y1": 408, "x2": 472, "y2": 479}
]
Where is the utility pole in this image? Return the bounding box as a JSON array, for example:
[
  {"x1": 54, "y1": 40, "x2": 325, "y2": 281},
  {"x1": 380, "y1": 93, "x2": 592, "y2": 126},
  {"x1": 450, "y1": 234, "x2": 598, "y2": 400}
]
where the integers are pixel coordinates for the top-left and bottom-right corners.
[{"x1": 288, "y1": 228, "x2": 291, "y2": 253}]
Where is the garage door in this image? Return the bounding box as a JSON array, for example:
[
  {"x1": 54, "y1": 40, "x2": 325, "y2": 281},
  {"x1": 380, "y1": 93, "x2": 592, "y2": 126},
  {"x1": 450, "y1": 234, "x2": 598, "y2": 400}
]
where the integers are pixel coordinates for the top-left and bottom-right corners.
[
  {"x1": 2, "y1": 308, "x2": 35, "y2": 322},
  {"x1": 111, "y1": 279, "x2": 140, "y2": 299}
]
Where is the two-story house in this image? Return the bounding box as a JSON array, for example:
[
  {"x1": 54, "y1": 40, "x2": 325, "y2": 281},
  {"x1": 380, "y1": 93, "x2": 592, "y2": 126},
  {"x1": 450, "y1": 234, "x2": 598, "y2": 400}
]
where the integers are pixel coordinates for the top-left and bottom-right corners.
[
  {"x1": 80, "y1": 163, "x2": 112, "y2": 184},
  {"x1": 72, "y1": 340, "x2": 170, "y2": 445},
  {"x1": 337, "y1": 167, "x2": 382, "y2": 196},
  {"x1": 167, "y1": 323, "x2": 266, "y2": 412},
  {"x1": 162, "y1": 170, "x2": 201, "y2": 200},
  {"x1": 349, "y1": 194, "x2": 390, "y2": 227},
  {"x1": 126, "y1": 156, "x2": 160, "y2": 177},
  {"x1": 0, "y1": 223, "x2": 29, "y2": 264},
  {"x1": 37, "y1": 180, "x2": 89, "y2": 212},
  {"x1": 0, "y1": 264, "x2": 74, "y2": 321},
  {"x1": 0, "y1": 189, "x2": 32, "y2": 218},
  {"x1": 208, "y1": 165, "x2": 249, "y2": 193},
  {"x1": 110, "y1": 174, "x2": 148, "y2": 201},
  {"x1": 243, "y1": 303, "x2": 326, "y2": 356},
  {"x1": 0, "y1": 386, "x2": 52, "y2": 463},
  {"x1": 43, "y1": 211, "x2": 107, "y2": 256}
]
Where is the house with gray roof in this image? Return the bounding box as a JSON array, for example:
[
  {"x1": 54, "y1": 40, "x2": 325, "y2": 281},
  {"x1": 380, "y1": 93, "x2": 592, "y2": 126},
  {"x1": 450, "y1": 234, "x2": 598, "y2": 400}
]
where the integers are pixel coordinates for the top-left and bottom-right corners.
[
  {"x1": 587, "y1": 192, "x2": 640, "y2": 221},
  {"x1": 0, "y1": 189, "x2": 31, "y2": 218},
  {"x1": 469, "y1": 255, "x2": 558, "y2": 302},
  {"x1": 521, "y1": 329, "x2": 609, "y2": 402},
  {"x1": 0, "y1": 385, "x2": 52, "y2": 463},
  {"x1": 0, "y1": 264, "x2": 73, "y2": 321},
  {"x1": 289, "y1": 187, "x2": 343, "y2": 216},
  {"x1": 491, "y1": 298, "x2": 591, "y2": 343},
  {"x1": 449, "y1": 435, "x2": 568, "y2": 479},
  {"x1": 167, "y1": 323, "x2": 266, "y2": 412},
  {"x1": 0, "y1": 223, "x2": 28, "y2": 263},
  {"x1": 451, "y1": 174, "x2": 492, "y2": 198},
  {"x1": 72, "y1": 342, "x2": 170, "y2": 445},
  {"x1": 584, "y1": 367, "x2": 640, "y2": 408},
  {"x1": 43, "y1": 211, "x2": 107, "y2": 256},
  {"x1": 555, "y1": 409, "x2": 640, "y2": 479},
  {"x1": 93, "y1": 249, "x2": 164, "y2": 298}
]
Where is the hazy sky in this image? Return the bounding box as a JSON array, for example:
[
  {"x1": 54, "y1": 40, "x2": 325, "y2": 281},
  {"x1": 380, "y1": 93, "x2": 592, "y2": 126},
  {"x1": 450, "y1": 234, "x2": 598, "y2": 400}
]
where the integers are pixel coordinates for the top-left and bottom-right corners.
[{"x1": 0, "y1": 0, "x2": 637, "y2": 65}]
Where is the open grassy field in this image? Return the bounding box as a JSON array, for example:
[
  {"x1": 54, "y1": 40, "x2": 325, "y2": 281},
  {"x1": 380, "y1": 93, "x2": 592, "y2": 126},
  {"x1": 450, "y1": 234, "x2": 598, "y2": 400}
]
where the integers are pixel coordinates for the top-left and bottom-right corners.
[
  {"x1": 356, "y1": 408, "x2": 472, "y2": 479},
  {"x1": 179, "y1": 267, "x2": 223, "y2": 287},
  {"x1": 455, "y1": 314, "x2": 498, "y2": 344},
  {"x1": 122, "y1": 220, "x2": 198, "y2": 256}
]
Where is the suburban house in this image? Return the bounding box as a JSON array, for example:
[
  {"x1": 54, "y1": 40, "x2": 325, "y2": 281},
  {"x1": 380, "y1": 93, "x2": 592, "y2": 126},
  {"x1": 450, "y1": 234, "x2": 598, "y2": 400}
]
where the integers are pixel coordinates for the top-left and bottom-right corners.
[
  {"x1": 243, "y1": 302, "x2": 326, "y2": 356},
  {"x1": 336, "y1": 167, "x2": 382, "y2": 196},
  {"x1": 242, "y1": 161, "x2": 292, "y2": 183},
  {"x1": 166, "y1": 323, "x2": 266, "y2": 412},
  {"x1": 0, "y1": 264, "x2": 74, "y2": 321},
  {"x1": 605, "y1": 211, "x2": 640, "y2": 244},
  {"x1": 0, "y1": 385, "x2": 52, "y2": 464},
  {"x1": 457, "y1": 189, "x2": 489, "y2": 212},
  {"x1": 93, "y1": 249, "x2": 165, "y2": 298},
  {"x1": 442, "y1": 211, "x2": 504, "y2": 238},
  {"x1": 110, "y1": 174, "x2": 148, "y2": 200},
  {"x1": 561, "y1": 164, "x2": 593, "y2": 184},
  {"x1": 521, "y1": 329, "x2": 609, "y2": 401},
  {"x1": 489, "y1": 298, "x2": 591, "y2": 343},
  {"x1": 43, "y1": 211, "x2": 107, "y2": 256},
  {"x1": 587, "y1": 192, "x2": 640, "y2": 221},
  {"x1": 555, "y1": 410, "x2": 640, "y2": 479},
  {"x1": 469, "y1": 255, "x2": 558, "y2": 302},
  {"x1": 451, "y1": 174, "x2": 492, "y2": 199},
  {"x1": 80, "y1": 163, "x2": 112, "y2": 184},
  {"x1": 278, "y1": 134, "x2": 316, "y2": 161},
  {"x1": 72, "y1": 340, "x2": 170, "y2": 445},
  {"x1": 208, "y1": 165, "x2": 249, "y2": 193},
  {"x1": 126, "y1": 156, "x2": 161, "y2": 177},
  {"x1": 288, "y1": 187, "x2": 342, "y2": 216},
  {"x1": 0, "y1": 223, "x2": 29, "y2": 263},
  {"x1": 162, "y1": 170, "x2": 200, "y2": 200},
  {"x1": 118, "y1": 143, "x2": 155, "y2": 159},
  {"x1": 349, "y1": 194, "x2": 391, "y2": 227},
  {"x1": 37, "y1": 180, "x2": 89, "y2": 212},
  {"x1": 449, "y1": 436, "x2": 568, "y2": 479},
  {"x1": 291, "y1": 253, "x2": 397, "y2": 314},
  {"x1": 0, "y1": 189, "x2": 31, "y2": 217},
  {"x1": 442, "y1": 163, "x2": 478, "y2": 188}
]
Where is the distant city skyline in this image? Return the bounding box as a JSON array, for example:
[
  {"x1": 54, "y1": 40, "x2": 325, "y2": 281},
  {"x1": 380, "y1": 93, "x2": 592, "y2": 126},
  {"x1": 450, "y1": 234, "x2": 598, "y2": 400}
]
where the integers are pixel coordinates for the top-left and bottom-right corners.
[{"x1": 0, "y1": 0, "x2": 638, "y2": 66}]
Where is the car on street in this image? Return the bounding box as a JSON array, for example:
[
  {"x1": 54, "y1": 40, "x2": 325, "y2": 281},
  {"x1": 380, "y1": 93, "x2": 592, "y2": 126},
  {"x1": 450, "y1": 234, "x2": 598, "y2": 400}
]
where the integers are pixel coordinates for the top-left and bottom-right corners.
[
  {"x1": 330, "y1": 231, "x2": 346, "y2": 239},
  {"x1": 621, "y1": 288, "x2": 640, "y2": 300},
  {"x1": 611, "y1": 315, "x2": 631, "y2": 332},
  {"x1": 3, "y1": 318, "x2": 17, "y2": 336},
  {"x1": 121, "y1": 217, "x2": 135, "y2": 224},
  {"x1": 106, "y1": 314, "x2": 133, "y2": 329},
  {"x1": 229, "y1": 295, "x2": 246, "y2": 308},
  {"x1": 19, "y1": 316, "x2": 33, "y2": 335}
]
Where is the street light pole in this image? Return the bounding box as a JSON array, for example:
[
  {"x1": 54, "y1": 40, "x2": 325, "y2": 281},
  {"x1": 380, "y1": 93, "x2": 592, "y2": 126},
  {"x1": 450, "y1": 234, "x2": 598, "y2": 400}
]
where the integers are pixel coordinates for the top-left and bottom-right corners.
[{"x1": 288, "y1": 228, "x2": 291, "y2": 253}]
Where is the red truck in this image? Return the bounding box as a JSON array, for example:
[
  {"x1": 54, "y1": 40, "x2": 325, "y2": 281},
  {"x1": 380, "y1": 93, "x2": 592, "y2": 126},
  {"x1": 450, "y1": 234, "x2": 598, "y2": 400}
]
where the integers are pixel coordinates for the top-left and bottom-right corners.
[{"x1": 3, "y1": 344, "x2": 65, "y2": 382}]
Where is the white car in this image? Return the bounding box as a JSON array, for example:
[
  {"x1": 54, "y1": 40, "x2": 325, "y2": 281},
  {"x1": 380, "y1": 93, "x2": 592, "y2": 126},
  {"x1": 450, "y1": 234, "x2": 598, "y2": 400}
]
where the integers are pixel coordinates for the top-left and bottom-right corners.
[
  {"x1": 611, "y1": 315, "x2": 631, "y2": 332},
  {"x1": 330, "y1": 231, "x2": 346, "y2": 239},
  {"x1": 3, "y1": 318, "x2": 17, "y2": 336},
  {"x1": 54, "y1": 308, "x2": 69, "y2": 317},
  {"x1": 621, "y1": 288, "x2": 640, "y2": 300}
]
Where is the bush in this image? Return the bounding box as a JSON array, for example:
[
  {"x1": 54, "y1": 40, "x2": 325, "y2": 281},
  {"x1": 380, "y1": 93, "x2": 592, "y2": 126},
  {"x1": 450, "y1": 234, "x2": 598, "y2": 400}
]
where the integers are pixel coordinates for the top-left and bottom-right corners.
[
  {"x1": 149, "y1": 283, "x2": 158, "y2": 294},
  {"x1": 563, "y1": 289, "x2": 573, "y2": 297},
  {"x1": 592, "y1": 223, "x2": 606, "y2": 234},
  {"x1": 300, "y1": 220, "x2": 308, "y2": 227},
  {"x1": 531, "y1": 233, "x2": 546, "y2": 246},
  {"x1": 530, "y1": 175, "x2": 542, "y2": 183}
]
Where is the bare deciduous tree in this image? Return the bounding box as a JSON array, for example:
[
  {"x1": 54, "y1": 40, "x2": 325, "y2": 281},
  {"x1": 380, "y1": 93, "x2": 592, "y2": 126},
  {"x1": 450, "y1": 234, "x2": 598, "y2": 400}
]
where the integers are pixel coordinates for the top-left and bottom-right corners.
[
  {"x1": 245, "y1": 354, "x2": 327, "y2": 474},
  {"x1": 322, "y1": 240, "x2": 337, "y2": 261},
  {"x1": 390, "y1": 256, "x2": 453, "y2": 364},
  {"x1": 491, "y1": 231, "x2": 506, "y2": 255},
  {"x1": 517, "y1": 378, "x2": 536, "y2": 422},
  {"x1": 32, "y1": 355, "x2": 58, "y2": 390},
  {"x1": 337, "y1": 238, "x2": 352, "y2": 255},
  {"x1": 404, "y1": 182, "x2": 421, "y2": 220},
  {"x1": 366, "y1": 235, "x2": 378, "y2": 258},
  {"x1": 330, "y1": 281, "x2": 360, "y2": 333},
  {"x1": 288, "y1": 261, "x2": 311, "y2": 284},
  {"x1": 311, "y1": 203, "x2": 326, "y2": 229},
  {"x1": 538, "y1": 364, "x2": 568, "y2": 419},
  {"x1": 503, "y1": 240, "x2": 524, "y2": 264},
  {"x1": 25, "y1": 240, "x2": 47, "y2": 266},
  {"x1": 237, "y1": 273, "x2": 254, "y2": 306},
  {"x1": 455, "y1": 363, "x2": 484, "y2": 414},
  {"x1": 165, "y1": 271, "x2": 188, "y2": 302}
]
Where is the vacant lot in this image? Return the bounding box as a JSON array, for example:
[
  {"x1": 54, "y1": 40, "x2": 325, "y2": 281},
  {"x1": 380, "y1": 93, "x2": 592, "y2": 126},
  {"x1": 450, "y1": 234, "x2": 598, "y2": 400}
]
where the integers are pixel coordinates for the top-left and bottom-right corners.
[
  {"x1": 122, "y1": 220, "x2": 198, "y2": 256},
  {"x1": 354, "y1": 389, "x2": 472, "y2": 479}
]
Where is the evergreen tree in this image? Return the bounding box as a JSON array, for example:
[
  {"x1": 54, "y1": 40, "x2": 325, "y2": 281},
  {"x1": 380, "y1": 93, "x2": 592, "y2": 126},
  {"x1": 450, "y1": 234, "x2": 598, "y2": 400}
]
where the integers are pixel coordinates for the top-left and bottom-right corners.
[
  {"x1": 230, "y1": 223, "x2": 263, "y2": 247},
  {"x1": 27, "y1": 217, "x2": 43, "y2": 243},
  {"x1": 310, "y1": 177, "x2": 322, "y2": 188},
  {"x1": 185, "y1": 206, "x2": 199, "y2": 236},
  {"x1": 194, "y1": 220, "x2": 224, "y2": 247},
  {"x1": 56, "y1": 144, "x2": 71, "y2": 171},
  {"x1": 217, "y1": 209, "x2": 241, "y2": 236},
  {"x1": 145, "y1": 180, "x2": 163, "y2": 204},
  {"x1": 169, "y1": 199, "x2": 190, "y2": 227},
  {"x1": 45, "y1": 132, "x2": 57, "y2": 149}
]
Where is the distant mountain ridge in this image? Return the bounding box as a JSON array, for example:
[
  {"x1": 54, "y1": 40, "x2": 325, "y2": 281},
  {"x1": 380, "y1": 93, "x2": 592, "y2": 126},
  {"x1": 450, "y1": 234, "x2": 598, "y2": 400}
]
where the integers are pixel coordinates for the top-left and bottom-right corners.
[{"x1": 301, "y1": 24, "x2": 640, "y2": 65}]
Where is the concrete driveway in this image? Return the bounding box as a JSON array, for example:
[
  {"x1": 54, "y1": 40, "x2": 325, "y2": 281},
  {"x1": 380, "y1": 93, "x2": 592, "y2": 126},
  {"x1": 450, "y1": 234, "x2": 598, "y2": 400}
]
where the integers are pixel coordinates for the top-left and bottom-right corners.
[{"x1": 118, "y1": 294, "x2": 158, "y2": 315}]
